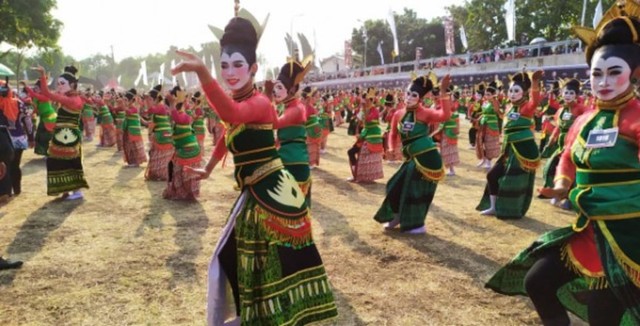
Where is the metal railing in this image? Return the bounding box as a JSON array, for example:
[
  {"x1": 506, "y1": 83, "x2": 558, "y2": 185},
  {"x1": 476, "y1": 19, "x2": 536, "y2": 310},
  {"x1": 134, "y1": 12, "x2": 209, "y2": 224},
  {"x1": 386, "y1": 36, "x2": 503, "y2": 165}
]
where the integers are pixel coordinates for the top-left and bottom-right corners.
[{"x1": 305, "y1": 39, "x2": 582, "y2": 83}]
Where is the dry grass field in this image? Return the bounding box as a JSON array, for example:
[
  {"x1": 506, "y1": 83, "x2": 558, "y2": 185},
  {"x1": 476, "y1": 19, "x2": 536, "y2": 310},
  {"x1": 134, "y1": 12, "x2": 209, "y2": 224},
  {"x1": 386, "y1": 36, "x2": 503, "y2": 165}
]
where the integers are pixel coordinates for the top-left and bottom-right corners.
[{"x1": 0, "y1": 119, "x2": 583, "y2": 325}]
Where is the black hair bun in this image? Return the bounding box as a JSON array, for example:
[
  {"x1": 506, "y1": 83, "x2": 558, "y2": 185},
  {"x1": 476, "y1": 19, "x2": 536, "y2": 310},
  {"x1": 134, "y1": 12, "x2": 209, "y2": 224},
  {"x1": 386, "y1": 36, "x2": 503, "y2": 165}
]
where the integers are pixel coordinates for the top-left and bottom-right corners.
[{"x1": 64, "y1": 65, "x2": 78, "y2": 76}]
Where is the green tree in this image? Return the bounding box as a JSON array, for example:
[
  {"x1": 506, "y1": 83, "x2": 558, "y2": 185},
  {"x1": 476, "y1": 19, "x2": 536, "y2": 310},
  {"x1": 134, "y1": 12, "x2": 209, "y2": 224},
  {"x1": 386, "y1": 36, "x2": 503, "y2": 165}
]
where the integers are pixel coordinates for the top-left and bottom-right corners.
[
  {"x1": 351, "y1": 8, "x2": 459, "y2": 68},
  {"x1": 0, "y1": 0, "x2": 62, "y2": 56},
  {"x1": 448, "y1": 0, "x2": 617, "y2": 51}
]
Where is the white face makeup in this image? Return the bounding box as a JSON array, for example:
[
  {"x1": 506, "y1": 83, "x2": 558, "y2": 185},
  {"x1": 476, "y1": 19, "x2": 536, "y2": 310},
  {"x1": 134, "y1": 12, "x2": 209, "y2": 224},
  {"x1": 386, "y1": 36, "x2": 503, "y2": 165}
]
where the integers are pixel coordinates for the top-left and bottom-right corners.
[
  {"x1": 508, "y1": 84, "x2": 524, "y2": 102},
  {"x1": 273, "y1": 80, "x2": 288, "y2": 103},
  {"x1": 56, "y1": 77, "x2": 72, "y2": 94},
  {"x1": 590, "y1": 50, "x2": 632, "y2": 101},
  {"x1": 563, "y1": 89, "x2": 577, "y2": 103},
  {"x1": 474, "y1": 92, "x2": 482, "y2": 101},
  {"x1": 404, "y1": 88, "x2": 420, "y2": 107},
  {"x1": 220, "y1": 52, "x2": 252, "y2": 91}
]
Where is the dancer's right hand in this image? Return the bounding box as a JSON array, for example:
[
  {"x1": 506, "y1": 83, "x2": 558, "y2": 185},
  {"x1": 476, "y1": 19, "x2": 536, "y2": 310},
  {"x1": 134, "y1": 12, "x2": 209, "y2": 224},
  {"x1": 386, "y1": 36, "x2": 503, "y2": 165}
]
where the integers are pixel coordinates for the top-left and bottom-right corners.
[
  {"x1": 185, "y1": 166, "x2": 211, "y2": 180},
  {"x1": 172, "y1": 50, "x2": 207, "y2": 76}
]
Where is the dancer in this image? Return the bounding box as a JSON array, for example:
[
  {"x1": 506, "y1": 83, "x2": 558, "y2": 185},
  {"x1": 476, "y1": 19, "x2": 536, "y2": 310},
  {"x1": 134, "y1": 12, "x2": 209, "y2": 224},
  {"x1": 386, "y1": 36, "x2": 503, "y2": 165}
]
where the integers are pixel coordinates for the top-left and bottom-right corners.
[
  {"x1": 476, "y1": 70, "x2": 543, "y2": 219},
  {"x1": 34, "y1": 65, "x2": 89, "y2": 200},
  {"x1": 81, "y1": 89, "x2": 97, "y2": 142},
  {"x1": 383, "y1": 93, "x2": 403, "y2": 162},
  {"x1": 25, "y1": 81, "x2": 56, "y2": 156},
  {"x1": 487, "y1": 3, "x2": 640, "y2": 324},
  {"x1": 174, "y1": 14, "x2": 337, "y2": 325},
  {"x1": 440, "y1": 89, "x2": 460, "y2": 176},
  {"x1": 192, "y1": 92, "x2": 207, "y2": 150},
  {"x1": 145, "y1": 85, "x2": 174, "y2": 181},
  {"x1": 347, "y1": 87, "x2": 384, "y2": 183},
  {"x1": 540, "y1": 78, "x2": 588, "y2": 204},
  {"x1": 374, "y1": 73, "x2": 452, "y2": 234},
  {"x1": 303, "y1": 87, "x2": 322, "y2": 168},
  {"x1": 272, "y1": 57, "x2": 313, "y2": 202},
  {"x1": 121, "y1": 89, "x2": 147, "y2": 168},
  {"x1": 475, "y1": 80, "x2": 502, "y2": 170},
  {"x1": 162, "y1": 86, "x2": 201, "y2": 200},
  {"x1": 95, "y1": 91, "x2": 117, "y2": 147}
]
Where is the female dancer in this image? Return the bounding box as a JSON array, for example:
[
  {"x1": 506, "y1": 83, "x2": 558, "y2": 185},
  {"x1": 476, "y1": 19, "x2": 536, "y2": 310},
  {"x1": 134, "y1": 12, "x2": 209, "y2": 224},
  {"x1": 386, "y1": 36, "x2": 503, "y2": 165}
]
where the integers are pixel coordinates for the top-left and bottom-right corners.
[
  {"x1": 121, "y1": 89, "x2": 147, "y2": 168},
  {"x1": 162, "y1": 86, "x2": 201, "y2": 200},
  {"x1": 272, "y1": 57, "x2": 313, "y2": 201},
  {"x1": 374, "y1": 74, "x2": 452, "y2": 234},
  {"x1": 95, "y1": 91, "x2": 117, "y2": 147},
  {"x1": 475, "y1": 80, "x2": 502, "y2": 170},
  {"x1": 34, "y1": 65, "x2": 89, "y2": 200},
  {"x1": 145, "y1": 85, "x2": 174, "y2": 181},
  {"x1": 476, "y1": 70, "x2": 543, "y2": 219},
  {"x1": 347, "y1": 88, "x2": 384, "y2": 183},
  {"x1": 540, "y1": 79, "x2": 588, "y2": 200},
  {"x1": 487, "y1": 3, "x2": 640, "y2": 324},
  {"x1": 440, "y1": 89, "x2": 460, "y2": 176},
  {"x1": 25, "y1": 81, "x2": 56, "y2": 156},
  {"x1": 174, "y1": 15, "x2": 337, "y2": 325}
]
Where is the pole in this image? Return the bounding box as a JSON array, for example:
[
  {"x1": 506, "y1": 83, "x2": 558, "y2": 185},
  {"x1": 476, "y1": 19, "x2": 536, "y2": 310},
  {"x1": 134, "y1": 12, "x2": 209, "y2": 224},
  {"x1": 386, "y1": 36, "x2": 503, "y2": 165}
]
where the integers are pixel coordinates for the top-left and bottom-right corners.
[
  {"x1": 579, "y1": 0, "x2": 587, "y2": 50},
  {"x1": 580, "y1": 0, "x2": 587, "y2": 26}
]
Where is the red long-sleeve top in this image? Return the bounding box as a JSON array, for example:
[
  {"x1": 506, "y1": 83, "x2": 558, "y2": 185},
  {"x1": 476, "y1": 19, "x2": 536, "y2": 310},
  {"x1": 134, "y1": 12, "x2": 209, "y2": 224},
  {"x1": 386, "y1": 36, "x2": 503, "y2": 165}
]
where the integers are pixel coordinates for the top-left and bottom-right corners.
[
  {"x1": 549, "y1": 101, "x2": 589, "y2": 143},
  {"x1": 388, "y1": 97, "x2": 452, "y2": 150},
  {"x1": 275, "y1": 98, "x2": 306, "y2": 129},
  {"x1": 38, "y1": 76, "x2": 83, "y2": 111},
  {"x1": 556, "y1": 99, "x2": 640, "y2": 184},
  {"x1": 201, "y1": 80, "x2": 276, "y2": 162}
]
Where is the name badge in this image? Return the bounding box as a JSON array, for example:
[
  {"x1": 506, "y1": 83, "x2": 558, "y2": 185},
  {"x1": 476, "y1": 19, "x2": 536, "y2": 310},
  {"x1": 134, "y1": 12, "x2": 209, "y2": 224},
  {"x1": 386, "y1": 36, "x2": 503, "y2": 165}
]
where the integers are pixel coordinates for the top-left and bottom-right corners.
[
  {"x1": 585, "y1": 128, "x2": 618, "y2": 149},
  {"x1": 507, "y1": 112, "x2": 520, "y2": 121},
  {"x1": 402, "y1": 121, "x2": 415, "y2": 132},
  {"x1": 561, "y1": 111, "x2": 572, "y2": 121}
]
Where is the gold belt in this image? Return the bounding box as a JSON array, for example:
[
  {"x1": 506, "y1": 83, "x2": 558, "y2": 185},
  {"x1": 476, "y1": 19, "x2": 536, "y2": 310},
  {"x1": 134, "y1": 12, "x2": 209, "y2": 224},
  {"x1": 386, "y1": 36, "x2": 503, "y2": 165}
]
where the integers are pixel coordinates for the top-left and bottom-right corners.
[{"x1": 243, "y1": 159, "x2": 284, "y2": 186}]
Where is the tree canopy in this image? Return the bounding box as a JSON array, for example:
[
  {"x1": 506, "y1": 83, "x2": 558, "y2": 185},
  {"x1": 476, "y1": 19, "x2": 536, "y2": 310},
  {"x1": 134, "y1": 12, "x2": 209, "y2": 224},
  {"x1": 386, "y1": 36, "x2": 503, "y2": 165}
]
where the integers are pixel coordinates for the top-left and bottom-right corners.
[
  {"x1": 0, "y1": 0, "x2": 62, "y2": 54},
  {"x1": 447, "y1": 0, "x2": 616, "y2": 51},
  {"x1": 350, "y1": 0, "x2": 616, "y2": 64}
]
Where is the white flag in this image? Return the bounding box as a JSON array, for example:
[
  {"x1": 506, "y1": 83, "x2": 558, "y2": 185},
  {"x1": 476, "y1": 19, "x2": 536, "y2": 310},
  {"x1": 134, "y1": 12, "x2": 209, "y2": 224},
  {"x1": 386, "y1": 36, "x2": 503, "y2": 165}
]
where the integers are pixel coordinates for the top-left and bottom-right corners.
[
  {"x1": 134, "y1": 70, "x2": 142, "y2": 87},
  {"x1": 386, "y1": 9, "x2": 399, "y2": 59},
  {"x1": 141, "y1": 60, "x2": 148, "y2": 86},
  {"x1": 377, "y1": 41, "x2": 385, "y2": 65},
  {"x1": 593, "y1": 0, "x2": 603, "y2": 28},
  {"x1": 117, "y1": 75, "x2": 122, "y2": 85},
  {"x1": 182, "y1": 71, "x2": 188, "y2": 87},
  {"x1": 460, "y1": 26, "x2": 468, "y2": 51},
  {"x1": 171, "y1": 59, "x2": 177, "y2": 85},
  {"x1": 159, "y1": 63, "x2": 165, "y2": 85},
  {"x1": 504, "y1": 0, "x2": 516, "y2": 42}
]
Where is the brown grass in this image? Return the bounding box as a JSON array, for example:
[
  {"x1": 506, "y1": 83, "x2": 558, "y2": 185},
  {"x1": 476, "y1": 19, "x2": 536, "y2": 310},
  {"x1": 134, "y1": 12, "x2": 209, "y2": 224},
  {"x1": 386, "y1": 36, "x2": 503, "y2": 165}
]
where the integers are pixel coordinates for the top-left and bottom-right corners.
[{"x1": 0, "y1": 120, "x2": 584, "y2": 325}]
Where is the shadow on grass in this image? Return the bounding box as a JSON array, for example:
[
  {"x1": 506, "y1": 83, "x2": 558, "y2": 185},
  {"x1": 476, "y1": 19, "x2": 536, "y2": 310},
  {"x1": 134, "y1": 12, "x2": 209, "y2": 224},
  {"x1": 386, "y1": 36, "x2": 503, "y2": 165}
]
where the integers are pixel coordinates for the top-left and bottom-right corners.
[
  {"x1": 0, "y1": 199, "x2": 83, "y2": 285},
  {"x1": 430, "y1": 203, "x2": 492, "y2": 235},
  {"x1": 330, "y1": 288, "x2": 367, "y2": 326},
  {"x1": 19, "y1": 157, "x2": 46, "y2": 176},
  {"x1": 136, "y1": 180, "x2": 208, "y2": 288},
  {"x1": 116, "y1": 164, "x2": 144, "y2": 183},
  {"x1": 386, "y1": 231, "x2": 500, "y2": 284},
  {"x1": 165, "y1": 199, "x2": 208, "y2": 288},
  {"x1": 312, "y1": 201, "x2": 384, "y2": 258},
  {"x1": 310, "y1": 168, "x2": 375, "y2": 204}
]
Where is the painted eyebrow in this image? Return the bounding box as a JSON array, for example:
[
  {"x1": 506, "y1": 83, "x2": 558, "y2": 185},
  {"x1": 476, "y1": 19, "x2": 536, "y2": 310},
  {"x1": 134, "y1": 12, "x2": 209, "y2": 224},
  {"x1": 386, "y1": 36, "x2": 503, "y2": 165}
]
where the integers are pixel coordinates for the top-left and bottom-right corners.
[{"x1": 607, "y1": 65, "x2": 623, "y2": 70}]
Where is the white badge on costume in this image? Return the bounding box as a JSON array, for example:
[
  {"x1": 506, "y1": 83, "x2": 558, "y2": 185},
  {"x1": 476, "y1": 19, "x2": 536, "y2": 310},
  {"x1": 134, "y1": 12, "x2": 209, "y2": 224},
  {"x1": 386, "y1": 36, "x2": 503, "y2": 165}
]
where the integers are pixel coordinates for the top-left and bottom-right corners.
[
  {"x1": 507, "y1": 112, "x2": 520, "y2": 121},
  {"x1": 402, "y1": 121, "x2": 415, "y2": 132},
  {"x1": 561, "y1": 111, "x2": 572, "y2": 121},
  {"x1": 585, "y1": 128, "x2": 618, "y2": 149}
]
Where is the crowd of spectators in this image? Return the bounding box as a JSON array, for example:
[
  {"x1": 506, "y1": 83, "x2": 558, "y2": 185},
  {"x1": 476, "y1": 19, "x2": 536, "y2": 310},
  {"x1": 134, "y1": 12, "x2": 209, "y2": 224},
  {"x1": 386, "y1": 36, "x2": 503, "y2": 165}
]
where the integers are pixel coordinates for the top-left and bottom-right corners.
[{"x1": 304, "y1": 39, "x2": 582, "y2": 83}]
